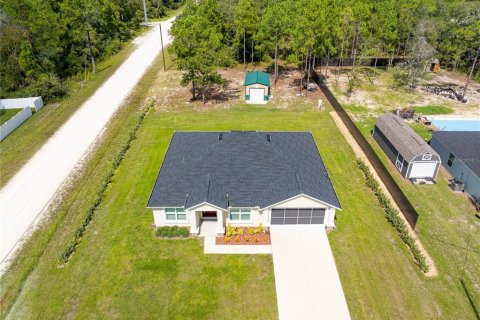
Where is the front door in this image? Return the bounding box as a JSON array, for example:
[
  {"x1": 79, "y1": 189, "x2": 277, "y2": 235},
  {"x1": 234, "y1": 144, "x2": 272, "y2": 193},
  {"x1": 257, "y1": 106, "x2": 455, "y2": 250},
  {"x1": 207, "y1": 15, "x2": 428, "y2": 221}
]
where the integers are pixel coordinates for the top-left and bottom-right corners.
[{"x1": 202, "y1": 211, "x2": 217, "y2": 220}]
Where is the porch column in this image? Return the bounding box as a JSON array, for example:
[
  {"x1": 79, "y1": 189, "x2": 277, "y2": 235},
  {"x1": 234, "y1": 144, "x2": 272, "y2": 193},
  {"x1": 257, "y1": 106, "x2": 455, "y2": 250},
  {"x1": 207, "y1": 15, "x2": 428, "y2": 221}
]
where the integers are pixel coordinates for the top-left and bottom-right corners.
[
  {"x1": 190, "y1": 211, "x2": 199, "y2": 235},
  {"x1": 216, "y1": 210, "x2": 225, "y2": 235}
]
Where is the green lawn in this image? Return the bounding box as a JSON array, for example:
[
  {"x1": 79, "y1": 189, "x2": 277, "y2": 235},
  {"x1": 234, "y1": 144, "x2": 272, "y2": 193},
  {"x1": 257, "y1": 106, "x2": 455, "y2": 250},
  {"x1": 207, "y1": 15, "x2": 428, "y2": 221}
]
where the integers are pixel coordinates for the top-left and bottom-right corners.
[
  {"x1": 0, "y1": 109, "x2": 23, "y2": 126},
  {"x1": 412, "y1": 104, "x2": 454, "y2": 115},
  {"x1": 2, "y1": 57, "x2": 480, "y2": 319}
]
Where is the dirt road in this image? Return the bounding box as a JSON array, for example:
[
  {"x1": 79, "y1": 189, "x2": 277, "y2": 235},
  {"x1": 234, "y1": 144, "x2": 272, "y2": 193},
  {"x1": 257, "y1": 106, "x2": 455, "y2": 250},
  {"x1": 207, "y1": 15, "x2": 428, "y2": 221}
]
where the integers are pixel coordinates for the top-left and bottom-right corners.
[{"x1": 0, "y1": 18, "x2": 175, "y2": 271}]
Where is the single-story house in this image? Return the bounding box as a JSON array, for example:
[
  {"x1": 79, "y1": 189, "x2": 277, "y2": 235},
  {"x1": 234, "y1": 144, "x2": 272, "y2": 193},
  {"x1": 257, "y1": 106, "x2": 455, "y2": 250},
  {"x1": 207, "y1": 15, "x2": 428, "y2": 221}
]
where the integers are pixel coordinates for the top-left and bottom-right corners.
[
  {"x1": 430, "y1": 131, "x2": 480, "y2": 199},
  {"x1": 244, "y1": 71, "x2": 270, "y2": 104},
  {"x1": 147, "y1": 131, "x2": 341, "y2": 235},
  {"x1": 373, "y1": 113, "x2": 441, "y2": 180}
]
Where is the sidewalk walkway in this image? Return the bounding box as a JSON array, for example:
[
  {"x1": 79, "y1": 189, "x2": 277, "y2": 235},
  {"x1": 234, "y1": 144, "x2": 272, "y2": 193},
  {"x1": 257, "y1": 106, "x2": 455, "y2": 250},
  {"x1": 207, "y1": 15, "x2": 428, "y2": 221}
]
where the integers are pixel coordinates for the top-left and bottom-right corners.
[{"x1": 203, "y1": 237, "x2": 271, "y2": 254}]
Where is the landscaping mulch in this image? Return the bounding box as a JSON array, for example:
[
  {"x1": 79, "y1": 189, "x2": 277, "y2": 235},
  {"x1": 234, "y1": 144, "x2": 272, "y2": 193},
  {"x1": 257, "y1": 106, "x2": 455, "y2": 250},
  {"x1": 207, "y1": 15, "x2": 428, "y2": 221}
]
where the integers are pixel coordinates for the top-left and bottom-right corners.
[{"x1": 216, "y1": 227, "x2": 271, "y2": 245}]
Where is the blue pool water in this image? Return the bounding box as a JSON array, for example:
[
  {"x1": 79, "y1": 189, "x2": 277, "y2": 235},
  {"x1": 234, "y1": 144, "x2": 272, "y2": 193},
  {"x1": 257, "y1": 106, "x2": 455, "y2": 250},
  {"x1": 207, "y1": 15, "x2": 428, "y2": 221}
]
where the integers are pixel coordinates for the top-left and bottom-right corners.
[{"x1": 432, "y1": 119, "x2": 480, "y2": 131}]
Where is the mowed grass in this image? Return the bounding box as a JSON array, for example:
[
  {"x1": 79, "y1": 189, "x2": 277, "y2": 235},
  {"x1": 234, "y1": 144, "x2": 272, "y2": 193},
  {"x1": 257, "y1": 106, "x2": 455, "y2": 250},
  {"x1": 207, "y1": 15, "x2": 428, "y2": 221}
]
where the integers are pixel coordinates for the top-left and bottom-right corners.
[
  {"x1": 0, "y1": 109, "x2": 23, "y2": 126},
  {"x1": 2, "y1": 56, "x2": 479, "y2": 319},
  {"x1": 412, "y1": 104, "x2": 454, "y2": 115}
]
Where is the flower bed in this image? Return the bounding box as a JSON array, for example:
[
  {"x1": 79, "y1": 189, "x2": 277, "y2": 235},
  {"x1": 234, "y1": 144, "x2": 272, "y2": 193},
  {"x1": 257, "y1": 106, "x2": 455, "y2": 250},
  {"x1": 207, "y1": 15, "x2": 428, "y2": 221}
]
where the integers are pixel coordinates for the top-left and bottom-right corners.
[{"x1": 216, "y1": 225, "x2": 271, "y2": 245}]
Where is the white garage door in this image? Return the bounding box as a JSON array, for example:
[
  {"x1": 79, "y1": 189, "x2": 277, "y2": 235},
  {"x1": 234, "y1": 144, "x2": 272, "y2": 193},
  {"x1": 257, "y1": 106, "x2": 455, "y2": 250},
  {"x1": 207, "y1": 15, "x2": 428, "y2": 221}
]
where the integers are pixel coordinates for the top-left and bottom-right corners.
[
  {"x1": 249, "y1": 88, "x2": 265, "y2": 103},
  {"x1": 409, "y1": 162, "x2": 437, "y2": 178}
]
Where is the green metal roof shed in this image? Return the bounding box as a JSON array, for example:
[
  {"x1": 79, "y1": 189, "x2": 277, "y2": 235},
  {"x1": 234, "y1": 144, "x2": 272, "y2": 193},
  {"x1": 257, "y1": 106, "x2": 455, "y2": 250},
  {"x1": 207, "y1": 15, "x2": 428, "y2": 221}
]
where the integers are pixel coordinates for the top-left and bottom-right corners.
[
  {"x1": 244, "y1": 71, "x2": 271, "y2": 104},
  {"x1": 244, "y1": 71, "x2": 271, "y2": 86}
]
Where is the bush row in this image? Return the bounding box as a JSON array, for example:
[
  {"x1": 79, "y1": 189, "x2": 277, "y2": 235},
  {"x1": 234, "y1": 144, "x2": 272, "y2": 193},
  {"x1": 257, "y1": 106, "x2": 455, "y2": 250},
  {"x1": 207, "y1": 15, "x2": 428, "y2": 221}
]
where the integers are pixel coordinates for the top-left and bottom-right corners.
[
  {"x1": 59, "y1": 103, "x2": 152, "y2": 265},
  {"x1": 356, "y1": 159, "x2": 429, "y2": 272},
  {"x1": 155, "y1": 226, "x2": 189, "y2": 238}
]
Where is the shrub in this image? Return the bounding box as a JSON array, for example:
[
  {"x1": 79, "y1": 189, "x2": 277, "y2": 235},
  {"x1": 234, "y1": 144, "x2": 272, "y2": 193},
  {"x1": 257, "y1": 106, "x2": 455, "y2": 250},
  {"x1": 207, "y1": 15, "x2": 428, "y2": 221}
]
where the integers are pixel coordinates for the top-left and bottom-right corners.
[
  {"x1": 258, "y1": 223, "x2": 263, "y2": 233},
  {"x1": 59, "y1": 102, "x2": 153, "y2": 265},
  {"x1": 155, "y1": 226, "x2": 189, "y2": 238},
  {"x1": 224, "y1": 236, "x2": 231, "y2": 243},
  {"x1": 356, "y1": 159, "x2": 429, "y2": 272},
  {"x1": 238, "y1": 228, "x2": 244, "y2": 235},
  {"x1": 244, "y1": 235, "x2": 250, "y2": 242},
  {"x1": 253, "y1": 236, "x2": 259, "y2": 243},
  {"x1": 248, "y1": 227, "x2": 254, "y2": 235},
  {"x1": 235, "y1": 236, "x2": 241, "y2": 243}
]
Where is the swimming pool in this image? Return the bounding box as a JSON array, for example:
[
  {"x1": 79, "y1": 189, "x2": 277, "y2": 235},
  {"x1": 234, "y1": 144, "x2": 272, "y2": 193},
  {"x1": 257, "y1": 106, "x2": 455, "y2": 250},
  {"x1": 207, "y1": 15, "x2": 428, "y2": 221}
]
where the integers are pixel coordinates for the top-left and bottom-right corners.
[{"x1": 432, "y1": 119, "x2": 480, "y2": 131}]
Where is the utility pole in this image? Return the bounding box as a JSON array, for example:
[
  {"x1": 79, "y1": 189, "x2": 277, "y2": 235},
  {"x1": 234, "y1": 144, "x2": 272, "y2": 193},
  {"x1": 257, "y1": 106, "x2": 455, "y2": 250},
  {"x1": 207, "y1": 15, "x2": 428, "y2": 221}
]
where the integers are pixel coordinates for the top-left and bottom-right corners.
[
  {"x1": 86, "y1": 28, "x2": 96, "y2": 74},
  {"x1": 462, "y1": 45, "x2": 480, "y2": 100},
  {"x1": 142, "y1": 0, "x2": 148, "y2": 24},
  {"x1": 159, "y1": 22, "x2": 166, "y2": 71}
]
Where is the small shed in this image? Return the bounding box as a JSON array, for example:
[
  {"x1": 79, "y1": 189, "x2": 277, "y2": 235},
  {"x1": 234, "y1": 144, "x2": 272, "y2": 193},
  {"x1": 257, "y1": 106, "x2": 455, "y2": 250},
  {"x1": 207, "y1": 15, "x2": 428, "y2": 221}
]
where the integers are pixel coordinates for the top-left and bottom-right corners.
[
  {"x1": 430, "y1": 59, "x2": 440, "y2": 74},
  {"x1": 373, "y1": 113, "x2": 441, "y2": 180},
  {"x1": 244, "y1": 71, "x2": 270, "y2": 104}
]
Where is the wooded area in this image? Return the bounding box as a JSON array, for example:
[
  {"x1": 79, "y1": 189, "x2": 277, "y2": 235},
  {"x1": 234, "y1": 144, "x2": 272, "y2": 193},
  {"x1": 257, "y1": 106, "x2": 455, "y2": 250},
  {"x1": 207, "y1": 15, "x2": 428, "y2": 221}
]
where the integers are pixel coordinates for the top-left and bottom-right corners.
[
  {"x1": 169, "y1": 0, "x2": 480, "y2": 101},
  {"x1": 0, "y1": 0, "x2": 183, "y2": 100}
]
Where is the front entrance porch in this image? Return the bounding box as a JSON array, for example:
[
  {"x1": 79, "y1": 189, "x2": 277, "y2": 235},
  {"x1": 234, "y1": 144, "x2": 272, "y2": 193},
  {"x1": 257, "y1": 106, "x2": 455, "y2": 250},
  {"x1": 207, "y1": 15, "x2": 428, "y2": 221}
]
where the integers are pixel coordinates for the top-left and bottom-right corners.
[{"x1": 190, "y1": 208, "x2": 225, "y2": 236}]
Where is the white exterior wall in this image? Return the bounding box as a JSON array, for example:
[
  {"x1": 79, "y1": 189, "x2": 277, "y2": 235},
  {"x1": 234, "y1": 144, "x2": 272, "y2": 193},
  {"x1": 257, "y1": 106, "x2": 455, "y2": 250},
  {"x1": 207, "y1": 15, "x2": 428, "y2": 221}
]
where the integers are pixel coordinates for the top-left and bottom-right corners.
[
  {"x1": 0, "y1": 107, "x2": 33, "y2": 141},
  {"x1": 152, "y1": 208, "x2": 190, "y2": 226},
  {"x1": 0, "y1": 97, "x2": 44, "y2": 111},
  {"x1": 226, "y1": 207, "x2": 269, "y2": 227}
]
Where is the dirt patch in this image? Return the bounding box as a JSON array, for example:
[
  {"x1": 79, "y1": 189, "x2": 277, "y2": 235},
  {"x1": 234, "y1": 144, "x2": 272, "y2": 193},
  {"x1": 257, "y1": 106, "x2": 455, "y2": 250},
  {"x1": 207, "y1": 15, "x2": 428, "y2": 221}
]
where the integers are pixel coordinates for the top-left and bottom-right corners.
[
  {"x1": 324, "y1": 67, "x2": 480, "y2": 117},
  {"x1": 148, "y1": 66, "x2": 323, "y2": 111}
]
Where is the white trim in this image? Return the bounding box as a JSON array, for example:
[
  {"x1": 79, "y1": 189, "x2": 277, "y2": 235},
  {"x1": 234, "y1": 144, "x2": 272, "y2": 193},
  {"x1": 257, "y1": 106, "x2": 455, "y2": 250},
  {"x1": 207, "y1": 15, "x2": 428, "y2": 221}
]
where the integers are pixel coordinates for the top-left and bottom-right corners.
[
  {"x1": 186, "y1": 202, "x2": 225, "y2": 211},
  {"x1": 261, "y1": 193, "x2": 341, "y2": 211},
  {"x1": 228, "y1": 207, "x2": 252, "y2": 223},
  {"x1": 164, "y1": 207, "x2": 189, "y2": 223}
]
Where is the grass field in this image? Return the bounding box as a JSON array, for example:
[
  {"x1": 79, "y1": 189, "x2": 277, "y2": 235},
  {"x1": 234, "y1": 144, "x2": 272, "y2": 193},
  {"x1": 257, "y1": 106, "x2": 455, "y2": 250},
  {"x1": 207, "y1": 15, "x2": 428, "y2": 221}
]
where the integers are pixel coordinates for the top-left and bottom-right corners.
[
  {"x1": 0, "y1": 109, "x2": 23, "y2": 126},
  {"x1": 2, "y1": 55, "x2": 480, "y2": 319}
]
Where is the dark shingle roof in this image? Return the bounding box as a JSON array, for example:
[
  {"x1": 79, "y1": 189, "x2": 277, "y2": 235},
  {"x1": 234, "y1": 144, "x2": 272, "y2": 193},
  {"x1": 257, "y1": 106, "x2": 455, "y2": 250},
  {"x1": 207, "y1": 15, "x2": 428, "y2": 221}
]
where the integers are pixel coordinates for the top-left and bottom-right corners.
[
  {"x1": 432, "y1": 131, "x2": 480, "y2": 177},
  {"x1": 244, "y1": 71, "x2": 270, "y2": 87},
  {"x1": 375, "y1": 113, "x2": 438, "y2": 162},
  {"x1": 147, "y1": 131, "x2": 341, "y2": 210}
]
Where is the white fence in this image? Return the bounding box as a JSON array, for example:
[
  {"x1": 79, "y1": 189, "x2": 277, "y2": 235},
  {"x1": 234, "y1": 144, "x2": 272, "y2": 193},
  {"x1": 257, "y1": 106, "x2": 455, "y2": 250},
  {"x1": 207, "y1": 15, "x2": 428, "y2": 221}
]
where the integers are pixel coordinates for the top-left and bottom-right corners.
[
  {"x1": 0, "y1": 107, "x2": 33, "y2": 141},
  {"x1": 0, "y1": 96, "x2": 44, "y2": 112}
]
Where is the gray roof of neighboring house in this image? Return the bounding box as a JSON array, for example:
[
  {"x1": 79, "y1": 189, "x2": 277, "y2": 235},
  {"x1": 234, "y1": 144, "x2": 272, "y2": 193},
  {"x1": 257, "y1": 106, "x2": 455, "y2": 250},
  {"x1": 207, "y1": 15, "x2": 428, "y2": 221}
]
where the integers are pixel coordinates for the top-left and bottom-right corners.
[
  {"x1": 375, "y1": 113, "x2": 439, "y2": 162},
  {"x1": 432, "y1": 131, "x2": 480, "y2": 177},
  {"x1": 147, "y1": 131, "x2": 341, "y2": 210}
]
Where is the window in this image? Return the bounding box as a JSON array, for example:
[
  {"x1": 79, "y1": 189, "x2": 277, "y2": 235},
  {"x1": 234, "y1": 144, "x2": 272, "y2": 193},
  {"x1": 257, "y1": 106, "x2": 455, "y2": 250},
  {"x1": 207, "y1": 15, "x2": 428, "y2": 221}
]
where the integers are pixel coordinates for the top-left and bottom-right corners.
[
  {"x1": 422, "y1": 154, "x2": 432, "y2": 160},
  {"x1": 229, "y1": 208, "x2": 251, "y2": 221},
  {"x1": 165, "y1": 208, "x2": 187, "y2": 221},
  {"x1": 447, "y1": 153, "x2": 455, "y2": 167}
]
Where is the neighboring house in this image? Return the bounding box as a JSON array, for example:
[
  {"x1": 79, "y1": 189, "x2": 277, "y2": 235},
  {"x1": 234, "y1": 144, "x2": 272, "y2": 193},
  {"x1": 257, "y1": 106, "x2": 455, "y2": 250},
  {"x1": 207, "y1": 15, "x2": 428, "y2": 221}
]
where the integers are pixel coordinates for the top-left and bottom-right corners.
[
  {"x1": 244, "y1": 71, "x2": 270, "y2": 104},
  {"x1": 147, "y1": 131, "x2": 341, "y2": 235},
  {"x1": 430, "y1": 131, "x2": 480, "y2": 199},
  {"x1": 373, "y1": 113, "x2": 441, "y2": 180}
]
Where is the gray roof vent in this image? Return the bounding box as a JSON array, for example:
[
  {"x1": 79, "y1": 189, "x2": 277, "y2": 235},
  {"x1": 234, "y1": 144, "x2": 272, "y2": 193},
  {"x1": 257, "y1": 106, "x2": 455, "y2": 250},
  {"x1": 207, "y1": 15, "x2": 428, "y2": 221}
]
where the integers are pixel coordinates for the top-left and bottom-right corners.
[
  {"x1": 219, "y1": 133, "x2": 223, "y2": 140},
  {"x1": 267, "y1": 134, "x2": 271, "y2": 142}
]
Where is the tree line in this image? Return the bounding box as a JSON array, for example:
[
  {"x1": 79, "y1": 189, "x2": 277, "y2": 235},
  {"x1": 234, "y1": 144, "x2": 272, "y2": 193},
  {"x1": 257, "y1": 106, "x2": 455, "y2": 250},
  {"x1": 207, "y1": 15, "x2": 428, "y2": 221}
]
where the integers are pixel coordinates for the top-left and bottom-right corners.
[
  {"x1": 170, "y1": 0, "x2": 479, "y2": 101},
  {"x1": 0, "y1": 0, "x2": 183, "y2": 101}
]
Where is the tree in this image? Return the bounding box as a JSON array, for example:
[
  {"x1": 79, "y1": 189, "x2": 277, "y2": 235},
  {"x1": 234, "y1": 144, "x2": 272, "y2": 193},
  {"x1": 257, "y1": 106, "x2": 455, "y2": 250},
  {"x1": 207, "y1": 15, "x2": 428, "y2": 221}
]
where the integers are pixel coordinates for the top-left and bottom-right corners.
[
  {"x1": 394, "y1": 35, "x2": 435, "y2": 89},
  {"x1": 170, "y1": 0, "x2": 234, "y2": 103},
  {"x1": 234, "y1": 0, "x2": 259, "y2": 68}
]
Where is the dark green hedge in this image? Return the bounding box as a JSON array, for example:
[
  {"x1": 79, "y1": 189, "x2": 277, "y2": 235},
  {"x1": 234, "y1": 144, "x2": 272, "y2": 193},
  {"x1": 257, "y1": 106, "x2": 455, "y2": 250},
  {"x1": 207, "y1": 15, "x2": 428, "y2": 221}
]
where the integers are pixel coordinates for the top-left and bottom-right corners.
[{"x1": 356, "y1": 159, "x2": 429, "y2": 273}]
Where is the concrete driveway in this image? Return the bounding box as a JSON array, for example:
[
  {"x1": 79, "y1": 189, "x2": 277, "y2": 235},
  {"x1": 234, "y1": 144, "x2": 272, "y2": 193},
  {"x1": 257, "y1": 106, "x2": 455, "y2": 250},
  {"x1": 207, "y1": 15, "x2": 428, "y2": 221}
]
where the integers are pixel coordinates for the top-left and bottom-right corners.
[
  {"x1": 0, "y1": 18, "x2": 175, "y2": 272},
  {"x1": 270, "y1": 225, "x2": 350, "y2": 320}
]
